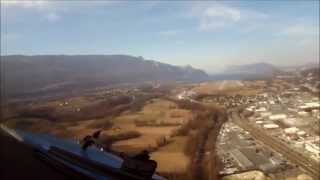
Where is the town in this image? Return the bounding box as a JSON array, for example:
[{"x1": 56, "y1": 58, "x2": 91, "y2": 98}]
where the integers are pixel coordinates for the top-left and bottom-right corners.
[{"x1": 184, "y1": 71, "x2": 320, "y2": 179}]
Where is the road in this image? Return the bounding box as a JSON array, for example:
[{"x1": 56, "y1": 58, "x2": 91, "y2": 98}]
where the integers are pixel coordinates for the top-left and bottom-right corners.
[{"x1": 230, "y1": 112, "x2": 320, "y2": 179}]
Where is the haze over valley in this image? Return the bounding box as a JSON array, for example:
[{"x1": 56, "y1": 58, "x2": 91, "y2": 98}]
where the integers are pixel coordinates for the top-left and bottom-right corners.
[{"x1": 1, "y1": 1, "x2": 319, "y2": 180}]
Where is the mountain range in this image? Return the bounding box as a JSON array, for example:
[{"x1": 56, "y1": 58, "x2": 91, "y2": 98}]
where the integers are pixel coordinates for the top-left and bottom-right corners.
[
  {"x1": 210, "y1": 62, "x2": 280, "y2": 80},
  {"x1": 224, "y1": 62, "x2": 279, "y2": 74},
  {"x1": 1, "y1": 55, "x2": 208, "y2": 98},
  {"x1": 2, "y1": 55, "x2": 317, "y2": 98}
]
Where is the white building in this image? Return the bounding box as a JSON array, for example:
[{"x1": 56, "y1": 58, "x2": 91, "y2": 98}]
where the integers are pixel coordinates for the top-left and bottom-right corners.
[
  {"x1": 256, "y1": 121, "x2": 264, "y2": 124},
  {"x1": 299, "y1": 102, "x2": 320, "y2": 110},
  {"x1": 255, "y1": 107, "x2": 267, "y2": 112},
  {"x1": 246, "y1": 106, "x2": 255, "y2": 111},
  {"x1": 177, "y1": 90, "x2": 197, "y2": 100},
  {"x1": 297, "y1": 131, "x2": 306, "y2": 137},
  {"x1": 269, "y1": 114, "x2": 287, "y2": 121},
  {"x1": 263, "y1": 124, "x2": 279, "y2": 129},
  {"x1": 298, "y1": 111, "x2": 309, "y2": 116},
  {"x1": 305, "y1": 142, "x2": 320, "y2": 155},
  {"x1": 305, "y1": 102, "x2": 320, "y2": 108},
  {"x1": 269, "y1": 100, "x2": 275, "y2": 105},
  {"x1": 258, "y1": 101, "x2": 268, "y2": 105},
  {"x1": 260, "y1": 112, "x2": 272, "y2": 117},
  {"x1": 284, "y1": 127, "x2": 299, "y2": 135},
  {"x1": 282, "y1": 118, "x2": 298, "y2": 126}
]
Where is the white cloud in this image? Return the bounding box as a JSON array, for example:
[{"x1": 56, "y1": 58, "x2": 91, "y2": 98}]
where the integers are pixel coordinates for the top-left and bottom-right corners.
[
  {"x1": 0, "y1": 0, "x2": 119, "y2": 9},
  {"x1": 1, "y1": 0, "x2": 50, "y2": 9},
  {"x1": 1, "y1": 0, "x2": 122, "y2": 23},
  {"x1": 198, "y1": 4, "x2": 241, "y2": 31},
  {"x1": 204, "y1": 5, "x2": 241, "y2": 21},
  {"x1": 45, "y1": 12, "x2": 60, "y2": 22},
  {"x1": 1, "y1": 0, "x2": 59, "y2": 22},
  {"x1": 189, "y1": 2, "x2": 268, "y2": 31}
]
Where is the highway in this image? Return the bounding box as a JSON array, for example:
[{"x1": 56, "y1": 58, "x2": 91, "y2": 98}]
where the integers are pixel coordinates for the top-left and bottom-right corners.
[{"x1": 230, "y1": 112, "x2": 320, "y2": 179}]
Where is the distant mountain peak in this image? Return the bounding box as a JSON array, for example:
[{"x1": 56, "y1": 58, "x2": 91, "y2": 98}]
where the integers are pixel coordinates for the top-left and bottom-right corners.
[
  {"x1": 209, "y1": 62, "x2": 280, "y2": 80},
  {"x1": 225, "y1": 62, "x2": 278, "y2": 74}
]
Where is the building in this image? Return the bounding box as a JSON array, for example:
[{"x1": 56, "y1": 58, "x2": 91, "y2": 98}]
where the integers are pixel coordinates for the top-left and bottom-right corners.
[
  {"x1": 269, "y1": 114, "x2": 287, "y2": 121},
  {"x1": 177, "y1": 90, "x2": 197, "y2": 100},
  {"x1": 297, "y1": 131, "x2": 306, "y2": 137},
  {"x1": 298, "y1": 111, "x2": 309, "y2": 116},
  {"x1": 255, "y1": 107, "x2": 267, "y2": 112},
  {"x1": 256, "y1": 121, "x2": 264, "y2": 124},
  {"x1": 284, "y1": 127, "x2": 299, "y2": 135},
  {"x1": 282, "y1": 118, "x2": 298, "y2": 126},
  {"x1": 305, "y1": 142, "x2": 320, "y2": 156},
  {"x1": 299, "y1": 102, "x2": 320, "y2": 110},
  {"x1": 260, "y1": 112, "x2": 272, "y2": 117},
  {"x1": 263, "y1": 124, "x2": 279, "y2": 129}
]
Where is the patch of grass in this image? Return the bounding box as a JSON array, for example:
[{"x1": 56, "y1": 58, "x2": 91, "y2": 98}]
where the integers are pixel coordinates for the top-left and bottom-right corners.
[
  {"x1": 99, "y1": 130, "x2": 142, "y2": 149},
  {"x1": 86, "y1": 118, "x2": 113, "y2": 129},
  {"x1": 151, "y1": 137, "x2": 190, "y2": 174}
]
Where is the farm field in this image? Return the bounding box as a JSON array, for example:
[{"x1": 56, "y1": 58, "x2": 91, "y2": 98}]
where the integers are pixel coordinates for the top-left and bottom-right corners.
[
  {"x1": 151, "y1": 136, "x2": 190, "y2": 173},
  {"x1": 107, "y1": 98, "x2": 193, "y2": 153},
  {"x1": 1, "y1": 84, "x2": 225, "y2": 179}
]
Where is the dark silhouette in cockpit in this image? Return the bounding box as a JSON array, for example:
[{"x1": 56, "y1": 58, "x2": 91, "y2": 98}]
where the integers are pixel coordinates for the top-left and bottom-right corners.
[
  {"x1": 132, "y1": 150, "x2": 150, "y2": 161},
  {"x1": 81, "y1": 130, "x2": 157, "y2": 179},
  {"x1": 121, "y1": 150, "x2": 157, "y2": 179},
  {"x1": 92, "y1": 130, "x2": 101, "y2": 139},
  {"x1": 81, "y1": 130, "x2": 101, "y2": 150}
]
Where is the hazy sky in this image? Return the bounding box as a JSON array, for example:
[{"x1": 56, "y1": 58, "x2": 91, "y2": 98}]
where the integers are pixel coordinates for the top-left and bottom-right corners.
[{"x1": 1, "y1": 0, "x2": 319, "y2": 73}]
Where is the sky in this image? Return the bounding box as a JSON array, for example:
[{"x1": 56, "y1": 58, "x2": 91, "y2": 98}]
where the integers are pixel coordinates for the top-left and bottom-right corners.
[{"x1": 1, "y1": 0, "x2": 319, "y2": 73}]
